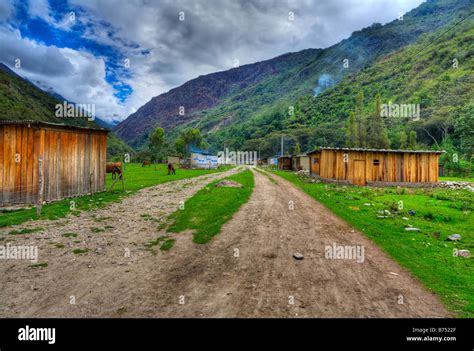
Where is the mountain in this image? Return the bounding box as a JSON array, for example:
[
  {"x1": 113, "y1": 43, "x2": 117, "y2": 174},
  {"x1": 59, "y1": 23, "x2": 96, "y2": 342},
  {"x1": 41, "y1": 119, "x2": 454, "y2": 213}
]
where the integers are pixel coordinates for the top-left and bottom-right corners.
[
  {"x1": 114, "y1": 0, "x2": 473, "y2": 151},
  {"x1": 0, "y1": 63, "x2": 95, "y2": 127},
  {"x1": 236, "y1": 14, "x2": 474, "y2": 157},
  {"x1": 0, "y1": 63, "x2": 133, "y2": 158},
  {"x1": 114, "y1": 49, "x2": 322, "y2": 147}
]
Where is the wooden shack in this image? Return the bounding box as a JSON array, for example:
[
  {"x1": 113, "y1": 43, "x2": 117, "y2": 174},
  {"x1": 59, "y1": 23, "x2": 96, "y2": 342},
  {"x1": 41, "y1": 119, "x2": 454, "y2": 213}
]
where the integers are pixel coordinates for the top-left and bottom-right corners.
[
  {"x1": 278, "y1": 156, "x2": 292, "y2": 170},
  {"x1": 0, "y1": 120, "x2": 108, "y2": 205},
  {"x1": 292, "y1": 153, "x2": 310, "y2": 171},
  {"x1": 307, "y1": 147, "x2": 443, "y2": 186}
]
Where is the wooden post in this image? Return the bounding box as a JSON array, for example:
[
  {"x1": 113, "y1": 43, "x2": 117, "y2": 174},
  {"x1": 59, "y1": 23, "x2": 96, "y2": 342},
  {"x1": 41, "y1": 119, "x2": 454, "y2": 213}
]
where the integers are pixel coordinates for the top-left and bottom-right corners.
[
  {"x1": 90, "y1": 171, "x2": 94, "y2": 197},
  {"x1": 36, "y1": 157, "x2": 44, "y2": 216}
]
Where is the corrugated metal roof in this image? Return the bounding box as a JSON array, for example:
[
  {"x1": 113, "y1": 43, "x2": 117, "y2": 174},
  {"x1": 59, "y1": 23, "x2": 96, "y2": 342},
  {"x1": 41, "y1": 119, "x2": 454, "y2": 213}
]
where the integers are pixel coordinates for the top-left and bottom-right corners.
[
  {"x1": 307, "y1": 147, "x2": 444, "y2": 154},
  {"x1": 190, "y1": 146, "x2": 213, "y2": 155},
  {"x1": 0, "y1": 119, "x2": 109, "y2": 132}
]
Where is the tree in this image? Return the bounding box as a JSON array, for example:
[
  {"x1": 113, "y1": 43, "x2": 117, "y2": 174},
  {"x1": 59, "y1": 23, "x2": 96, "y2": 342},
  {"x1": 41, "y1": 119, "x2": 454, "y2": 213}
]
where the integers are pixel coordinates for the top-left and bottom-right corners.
[
  {"x1": 149, "y1": 127, "x2": 165, "y2": 162},
  {"x1": 367, "y1": 94, "x2": 390, "y2": 149},
  {"x1": 176, "y1": 128, "x2": 202, "y2": 156},
  {"x1": 354, "y1": 91, "x2": 366, "y2": 148},
  {"x1": 345, "y1": 112, "x2": 358, "y2": 148},
  {"x1": 399, "y1": 131, "x2": 407, "y2": 149},
  {"x1": 408, "y1": 130, "x2": 417, "y2": 150},
  {"x1": 150, "y1": 127, "x2": 165, "y2": 149},
  {"x1": 175, "y1": 138, "x2": 186, "y2": 156},
  {"x1": 294, "y1": 143, "x2": 301, "y2": 155}
]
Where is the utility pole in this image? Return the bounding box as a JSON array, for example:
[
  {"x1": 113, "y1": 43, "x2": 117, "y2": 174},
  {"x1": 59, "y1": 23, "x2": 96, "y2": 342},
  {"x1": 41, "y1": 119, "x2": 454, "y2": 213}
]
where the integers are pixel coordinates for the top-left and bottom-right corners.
[{"x1": 281, "y1": 135, "x2": 284, "y2": 157}]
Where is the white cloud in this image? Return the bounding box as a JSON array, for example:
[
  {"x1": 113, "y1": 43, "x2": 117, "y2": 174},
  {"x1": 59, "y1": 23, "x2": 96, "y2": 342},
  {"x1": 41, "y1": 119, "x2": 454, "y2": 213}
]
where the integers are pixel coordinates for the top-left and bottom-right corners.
[
  {"x1": 0, "y1": 26, "x2": 127, "y2": 121},
  {"x1": 1, "y1": 0, "x2": 425, "y2": 122},
  {"x1": 27, "y1": 0, "x2": 52, "y2": 22}
]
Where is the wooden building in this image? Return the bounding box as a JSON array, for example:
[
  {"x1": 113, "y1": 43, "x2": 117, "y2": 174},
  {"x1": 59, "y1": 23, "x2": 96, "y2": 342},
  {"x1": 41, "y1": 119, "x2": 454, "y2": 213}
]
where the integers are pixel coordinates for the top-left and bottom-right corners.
[
  {"x1": 278, "y1": 156, "x2": 292, "y2": 170},
  {"x1": 0, "y1": 121, "x2": 108, "y2": 205},
  {"x1": 307, "y1": 147, "x2": 443, "y2": 186},
  {"x1": 292, "y1": 153, "x2": 310, "y2": 171}
]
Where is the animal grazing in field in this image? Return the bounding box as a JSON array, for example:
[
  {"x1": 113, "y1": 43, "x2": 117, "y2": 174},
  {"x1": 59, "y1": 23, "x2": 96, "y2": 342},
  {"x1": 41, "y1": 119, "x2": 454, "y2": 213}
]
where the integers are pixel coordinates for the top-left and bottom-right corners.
[
  {"x1": 106, "y1": 162, "x2": 123, "y2": 180},
  {"x1": 167, "y1": 163, "x2": 176, "y2": 175},
  {"x1": 142, "y1": 161, "x2": 151, "y2": 167}
]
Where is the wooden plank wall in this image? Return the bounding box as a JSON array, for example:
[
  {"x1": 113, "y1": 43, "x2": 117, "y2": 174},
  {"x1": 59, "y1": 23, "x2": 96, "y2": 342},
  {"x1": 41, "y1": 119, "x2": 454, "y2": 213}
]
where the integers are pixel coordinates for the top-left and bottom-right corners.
[
  {"x1": 278, "y1": 157, "x2": 292, "y2": 170},
  {"x1": 0, "y1": 125, "x2": 107, "y2": 205},
  {"x1": 316, "y1": 149, "x2": 439, "y2": 185},
  {"x1": 308, "y1": 152, "x2": 321, "y2": 175}
]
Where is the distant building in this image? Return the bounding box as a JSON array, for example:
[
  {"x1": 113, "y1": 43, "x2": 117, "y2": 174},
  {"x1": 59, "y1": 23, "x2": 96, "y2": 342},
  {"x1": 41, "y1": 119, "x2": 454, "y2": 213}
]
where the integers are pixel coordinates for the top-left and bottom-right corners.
[
  {"x1": 190, "y1": 147, "x2": 218, "y2": 169},
  {"x1": 267, "y1": 157, "x2": 278, "y2": 166},
  {"x1": 307, "y1": 147, "x2": 444, "y2": 186},
  {"x1": 277, "y1": 156, "x2": 292, "y2": 170},
  {"x1": 292, "y1": 153, "x2": 310, "y2": 171}
]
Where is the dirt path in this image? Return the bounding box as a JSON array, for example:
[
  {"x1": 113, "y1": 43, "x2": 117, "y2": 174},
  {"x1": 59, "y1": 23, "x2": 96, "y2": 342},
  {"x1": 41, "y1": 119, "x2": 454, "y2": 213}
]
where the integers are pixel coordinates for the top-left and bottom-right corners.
[
  {"x1": 0, "y1": 168, "x2": 450, "y2": 317},
  {"x1": 0, "y1": 167, "x2": 242, "y2": 317}
]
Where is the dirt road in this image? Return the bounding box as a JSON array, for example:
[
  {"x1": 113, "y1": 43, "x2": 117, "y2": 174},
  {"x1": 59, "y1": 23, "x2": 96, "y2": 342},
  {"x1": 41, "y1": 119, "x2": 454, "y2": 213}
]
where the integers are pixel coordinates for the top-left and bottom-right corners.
[{"x1": 0, "y1": 168, "x2": 450, "y2": 317}]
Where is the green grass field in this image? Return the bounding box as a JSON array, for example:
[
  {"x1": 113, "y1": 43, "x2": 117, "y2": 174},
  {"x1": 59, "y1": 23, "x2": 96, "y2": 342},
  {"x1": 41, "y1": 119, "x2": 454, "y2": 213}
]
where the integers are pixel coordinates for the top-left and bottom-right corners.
[
  {"x1": 107, "y1": 163, "x2": 231, "y2": 191},
  {"x1": 272, "y1": 170, "x2": 474, "y2": 317},
  {"x1": 0, "y1": 163, "x2": 230, "y2": 228},
  {"x1": 440, "y1": 176, "x2": 474, "y2": 183},
  {"x1": 167, "y1": 170, "x2": 254, "y2": 244}
]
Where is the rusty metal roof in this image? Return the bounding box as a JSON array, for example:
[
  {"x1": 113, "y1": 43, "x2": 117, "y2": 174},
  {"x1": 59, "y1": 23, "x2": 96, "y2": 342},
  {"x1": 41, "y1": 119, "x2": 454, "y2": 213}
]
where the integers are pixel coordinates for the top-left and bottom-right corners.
[
  {"x1": 307, "y1": 147, "x2": 445, "y2": 154},
  {"x1": 0, "y1": 119, "x2": 109, "y2": 132}
]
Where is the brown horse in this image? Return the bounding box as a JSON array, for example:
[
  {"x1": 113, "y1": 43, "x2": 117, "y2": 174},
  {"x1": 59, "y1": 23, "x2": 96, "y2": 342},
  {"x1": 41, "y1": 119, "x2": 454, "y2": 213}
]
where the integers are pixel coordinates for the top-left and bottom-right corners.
[
  {"x1": 142, "y1": 161, "x2": 151, "y2": 167},
  {"x1": 167, "y1": 163, "x2": 176, "y2": 175},
  {"x1": 106, "y1": 162, "x2": 122, "y2": 179}
]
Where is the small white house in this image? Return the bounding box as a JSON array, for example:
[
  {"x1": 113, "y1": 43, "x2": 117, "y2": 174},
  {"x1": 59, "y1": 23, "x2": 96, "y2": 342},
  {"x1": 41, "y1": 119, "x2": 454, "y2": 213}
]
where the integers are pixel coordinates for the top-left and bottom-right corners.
[
  {"x1": 190, "y1": 148, "x2": 218, "y2": 169},
  {"x1": 292, "y1": 153, "x2": 310, "y2": 171}
]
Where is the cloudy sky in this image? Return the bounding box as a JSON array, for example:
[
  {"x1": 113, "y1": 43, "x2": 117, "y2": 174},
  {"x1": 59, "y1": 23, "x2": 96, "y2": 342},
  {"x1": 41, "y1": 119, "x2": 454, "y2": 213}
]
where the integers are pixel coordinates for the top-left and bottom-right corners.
[{"x1": 0, "y1": 0, "x2": 423, "y2": 123}]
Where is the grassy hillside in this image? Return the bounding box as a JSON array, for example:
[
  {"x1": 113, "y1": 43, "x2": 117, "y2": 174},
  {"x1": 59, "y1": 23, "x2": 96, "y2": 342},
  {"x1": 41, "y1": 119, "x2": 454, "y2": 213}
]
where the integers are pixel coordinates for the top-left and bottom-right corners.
[
  {"x1": 206, "y1": 13, "x2": 473, "y2": 159},
  {"x1": 295, "y1": 18, "x2": 474, "y2": 154},
  {"x1": 0, "y1": 63, "x2": 95, "y2": 127},
  {"x1": 106, "y1": 133, "x2": 135, "y2": 160}
]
